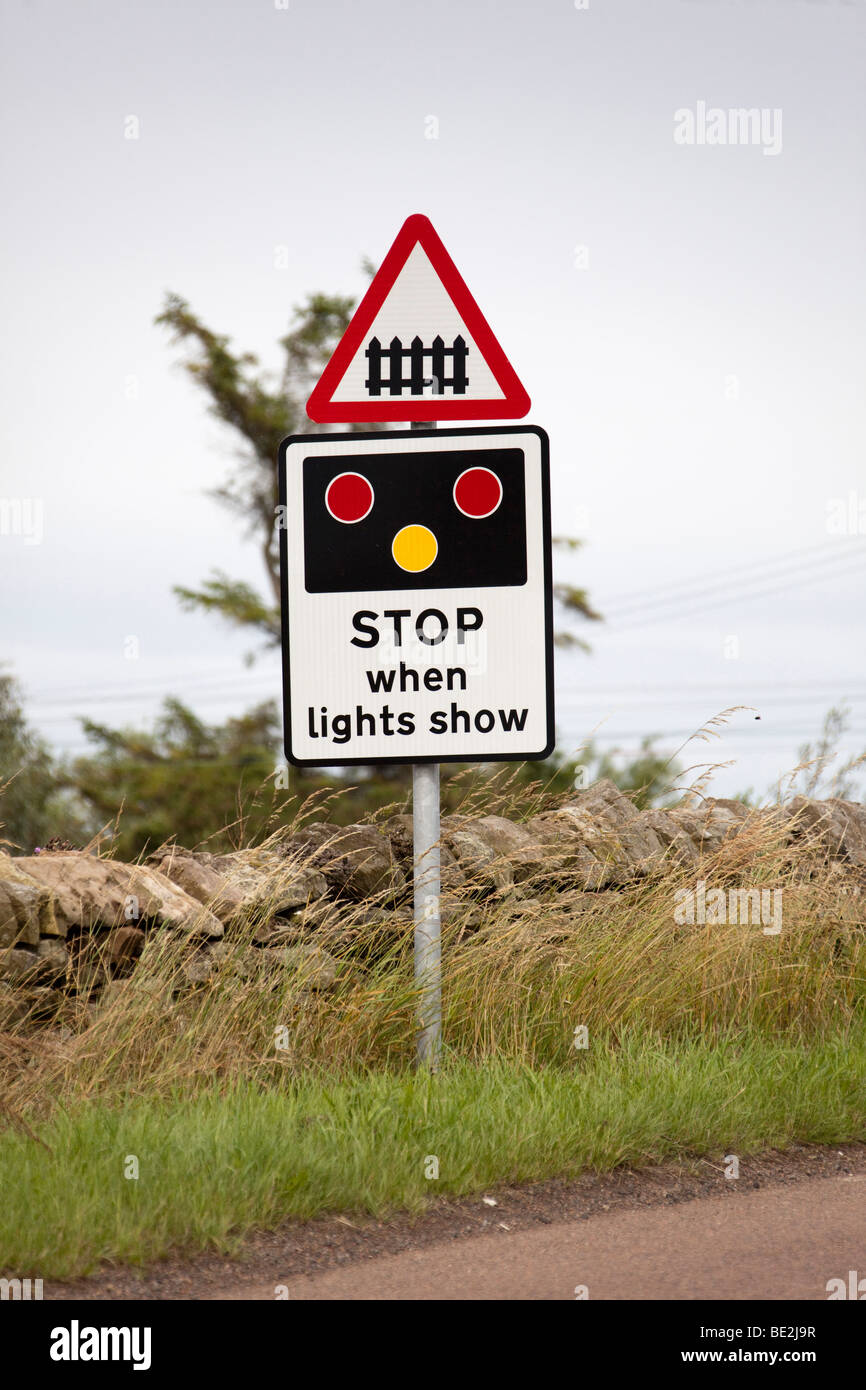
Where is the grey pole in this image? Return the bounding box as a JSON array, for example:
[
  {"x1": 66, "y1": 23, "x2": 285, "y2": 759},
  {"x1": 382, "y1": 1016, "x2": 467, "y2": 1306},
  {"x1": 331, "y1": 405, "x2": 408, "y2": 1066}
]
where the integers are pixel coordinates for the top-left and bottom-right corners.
[
  {"x1": 411, "y1": 419, "x2": 441, "y2": 1067},
  {"x1": 413, "y1": 760, "x2": 441, "y2": 1066}
]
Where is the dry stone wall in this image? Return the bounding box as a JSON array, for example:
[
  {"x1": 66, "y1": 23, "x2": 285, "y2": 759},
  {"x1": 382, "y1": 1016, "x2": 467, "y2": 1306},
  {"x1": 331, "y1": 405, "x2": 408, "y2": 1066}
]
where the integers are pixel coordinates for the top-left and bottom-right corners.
[{"x1": 2, "y1": 781, "x2": 865, "y2": 1023}]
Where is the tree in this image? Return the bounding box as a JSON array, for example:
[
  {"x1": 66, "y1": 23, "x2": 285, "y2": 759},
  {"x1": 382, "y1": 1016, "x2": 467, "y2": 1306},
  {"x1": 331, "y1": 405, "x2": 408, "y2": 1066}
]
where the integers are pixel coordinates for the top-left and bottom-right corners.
[
  {"x1": 550, "y1": 536, "x2": 602, "y2": 648},
  {"x1": 157, "y1": 288, "x2": 364, "y2": 654},
  {"x1": 588, "y1": 736, "x2": 682, "y2": 808},
  {"x1": 66, "y1": 697, "x2": 284, "y2": 860},
  {"x1": 515, "y1": 736, "x2": 683, "y2": 809},
  {"x1": 63, "y1": 695, "x2": 425, "y2": 861},
  {"x1": 787, "y1": 704, "x2": 866, "y2": 800},
  {"x1": 0, "y1": 670, "x2": 89, "y2": 852}
]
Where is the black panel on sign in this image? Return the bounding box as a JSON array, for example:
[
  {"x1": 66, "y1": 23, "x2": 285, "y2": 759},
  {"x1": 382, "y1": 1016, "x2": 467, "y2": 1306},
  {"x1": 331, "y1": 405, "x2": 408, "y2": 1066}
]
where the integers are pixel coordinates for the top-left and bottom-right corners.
[{"x1": 302, "y1": 448, "x2": 527, "y2": 594}]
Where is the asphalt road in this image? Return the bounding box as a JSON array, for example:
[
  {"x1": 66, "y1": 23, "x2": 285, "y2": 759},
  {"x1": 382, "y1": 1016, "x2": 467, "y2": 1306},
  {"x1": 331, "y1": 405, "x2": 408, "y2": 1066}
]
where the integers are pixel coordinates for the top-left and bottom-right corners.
[{"x1": 224, "y1": 1175, "x2": 866, "y2": 1301}]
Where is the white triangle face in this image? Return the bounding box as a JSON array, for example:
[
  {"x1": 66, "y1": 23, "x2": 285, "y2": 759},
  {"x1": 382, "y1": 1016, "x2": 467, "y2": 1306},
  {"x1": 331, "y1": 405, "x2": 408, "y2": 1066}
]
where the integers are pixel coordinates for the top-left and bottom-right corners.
[{"x1": 329, "y1": 244, "x2": 506, "y2": 404}]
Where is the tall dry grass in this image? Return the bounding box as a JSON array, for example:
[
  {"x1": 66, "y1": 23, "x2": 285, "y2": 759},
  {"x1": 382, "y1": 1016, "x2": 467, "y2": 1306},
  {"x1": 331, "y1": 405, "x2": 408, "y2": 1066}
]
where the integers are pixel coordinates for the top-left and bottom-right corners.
[{"x1": 3, "y1": 785, "x2": 864, "y2": 1123}]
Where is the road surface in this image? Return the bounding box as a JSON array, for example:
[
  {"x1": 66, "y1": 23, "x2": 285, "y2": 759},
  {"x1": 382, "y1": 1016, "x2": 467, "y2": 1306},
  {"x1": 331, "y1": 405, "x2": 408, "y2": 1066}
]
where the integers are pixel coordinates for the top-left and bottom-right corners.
[
  {"x1": 216, "y1": 1174, "x2": 866, "y2": 1300},
  {"x1": 47, "y1": 1145, "x2": 866, "y2": 1301}
]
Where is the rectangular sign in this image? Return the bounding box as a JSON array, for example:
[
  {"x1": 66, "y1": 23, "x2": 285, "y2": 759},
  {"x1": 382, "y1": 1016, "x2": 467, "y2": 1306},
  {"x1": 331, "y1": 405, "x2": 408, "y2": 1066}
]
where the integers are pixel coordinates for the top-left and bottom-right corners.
[{"x1": 278, "y1": 426, "x2": 553, "y2": 766}]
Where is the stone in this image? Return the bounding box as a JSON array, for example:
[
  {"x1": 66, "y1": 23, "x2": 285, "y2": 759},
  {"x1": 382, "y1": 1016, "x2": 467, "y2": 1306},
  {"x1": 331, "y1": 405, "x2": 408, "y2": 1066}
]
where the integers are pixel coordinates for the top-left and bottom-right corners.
[
  {"x1": 310, "y1": 904, "x2": 413, "y2": 955},
  {"x1": 35, "y1": 937, "x2": 68, "y2": 980},
  {"x1": 92, "y1": 979, "x2": 131, "y2": 1015},
  {"x1": 523, "y1": 814, "x2": 609, "y2": 888},
  {"x1": 463, "y1": 815, "x2": 534, "y2": 857},
  {"x1": 439, "y1": 896, "x2": 483, "y2": 934},
  {"x1": 96, "y1": 972, "x2": 175, "y2": 1013},
  {"x1": 0, "y1": 981, "x2": 29, "y2": 1026},
  {"x1": 381, "y1": 814, "x2": 466, "y2": 891},
  {"x1": 6, "y1": 793, "x2": 866, "y2": 1020},
  {"x1": 149, "y1": 845, "x2": 329, "y2": 925},
  {"x1": 780, "y1": 880, "x2": 866, "y2": 928},
  {"x1": 13, "y1": 853, "x2": 224, "y2": 940},
  {"x1": 67, "y1": 934, "x2": 109, "y2": 995},
  {"x1": 458, "y1": 815, "x2": 558, "y2": 887},
  {"x1": 130, "y1": 974, "x2": 175, "y2": 1006},
  {"x1": 259, "y1": 942, "x2": 340, "y2": 990},
  {"x1": 145, "y1": 847, "x2": 247, "y2": 923},
  {"x1": 0, "y1": 946, "x2": 40, "y2": 982},
  {"x1": 286, "y1": 823, "x2": 405, "y2": 901},
  {"x1": 379, "y1": 815, "x2": 415, "y2": 864},
  {"x1": 0, "y1": 851, "x2": 59, "y2": 947},
  {"x1": 445, "y1": 828, "x2": 514, "y2": 893},
  {"x1": 106, "y1": 926, "x2": 146, "y2": 974},
  {"x1": 641, "y1": 809, "x2": 702, "y2": 867},
  {"x1": 558, "y1": 889, "x2": 601, "y2": 916},
  {"x1": 4, "y1": 984, "x2": 62, "y2": 1021},
  {"x1": 256, "y1": 897, "x2": 331, "y2": 943},
  {"x1": 787, "y1": 797, "x2": 866, "y2": 870},
  {"x1": 475, "y1": 898, "x2": 574, "y2": 947},
  {"x1": 552, "y1": 780, "x2": 666, "y2": 882},
  {"x1": 217, "y1": 852, "x2": 328, "y2": 915},
  {"x1": 660, "y1": 798, "x2": 752, "y2": 859},
  {"x1": 182, "y1": 952, "x2": 216, "y2": 985},
  {"x1": 253, "y1": 921, "x2": 308, "y2": 947}
]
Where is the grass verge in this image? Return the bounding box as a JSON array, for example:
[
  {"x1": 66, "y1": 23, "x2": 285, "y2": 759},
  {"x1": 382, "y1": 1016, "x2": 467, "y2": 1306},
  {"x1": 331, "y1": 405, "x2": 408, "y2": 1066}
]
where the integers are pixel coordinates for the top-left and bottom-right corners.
[{"x1": 2, "y1": 1024, "x2": 864, "y2": 1280}]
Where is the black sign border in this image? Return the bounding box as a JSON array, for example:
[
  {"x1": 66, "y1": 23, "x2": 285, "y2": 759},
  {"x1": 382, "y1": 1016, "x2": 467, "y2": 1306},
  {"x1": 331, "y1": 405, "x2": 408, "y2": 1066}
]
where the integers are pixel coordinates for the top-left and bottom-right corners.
[{"x1": 278, "y1": 425, "x2": 554, "y2": 768}]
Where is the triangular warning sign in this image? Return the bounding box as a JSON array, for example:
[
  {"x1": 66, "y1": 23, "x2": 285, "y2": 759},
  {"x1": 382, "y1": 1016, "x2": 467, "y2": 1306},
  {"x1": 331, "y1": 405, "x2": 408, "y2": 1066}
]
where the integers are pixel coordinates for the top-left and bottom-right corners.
[{"x1": 306, "y1": 214, "x2": 531, "y2": 423}]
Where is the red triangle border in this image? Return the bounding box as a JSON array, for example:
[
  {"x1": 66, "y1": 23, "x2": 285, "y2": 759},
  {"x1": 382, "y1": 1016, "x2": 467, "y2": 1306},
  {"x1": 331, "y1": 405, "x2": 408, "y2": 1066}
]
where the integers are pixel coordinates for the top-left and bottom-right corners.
[{"x1": 306, "y1": 214, "x2": 531, "y2": 423}]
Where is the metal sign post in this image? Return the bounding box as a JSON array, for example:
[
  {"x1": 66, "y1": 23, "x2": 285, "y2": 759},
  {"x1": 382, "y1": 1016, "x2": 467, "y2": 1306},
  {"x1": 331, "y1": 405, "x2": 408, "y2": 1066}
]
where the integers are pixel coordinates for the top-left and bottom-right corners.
[
  {"x1": 412, "y1": 759, "x2": 441, "y2": 1067},
  {"x1": 411, "y1": 419, "x2": 441, "y2": 1067}
]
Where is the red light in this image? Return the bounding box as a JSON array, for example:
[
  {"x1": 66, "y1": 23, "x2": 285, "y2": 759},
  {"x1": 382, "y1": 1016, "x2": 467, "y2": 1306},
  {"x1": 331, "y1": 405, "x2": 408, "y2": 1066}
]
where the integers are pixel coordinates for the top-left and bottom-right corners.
[
  {"x1": 325, "y1": 472, "x2": 374, "y2": 523},
  {"x1": 453, "y1": 467, "x2": 502, "y2": 519}
]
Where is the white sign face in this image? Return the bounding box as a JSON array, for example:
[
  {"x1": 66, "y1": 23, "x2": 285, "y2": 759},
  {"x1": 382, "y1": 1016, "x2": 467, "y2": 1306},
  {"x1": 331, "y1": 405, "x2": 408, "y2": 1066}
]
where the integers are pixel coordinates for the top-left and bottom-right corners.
[
  {"x1": 329, "y1": 243, "x2": 504, "y2": 406},
  {"x1": 278, "y1": 426, "x2": 553, "y2": 766}
]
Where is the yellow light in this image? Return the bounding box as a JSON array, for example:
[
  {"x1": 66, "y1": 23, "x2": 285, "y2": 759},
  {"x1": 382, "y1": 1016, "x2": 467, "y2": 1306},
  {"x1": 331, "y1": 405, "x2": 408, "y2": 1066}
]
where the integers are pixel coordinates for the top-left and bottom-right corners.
[{"x1": 392, "y1": 524, "x2": 438, "y2": 573}]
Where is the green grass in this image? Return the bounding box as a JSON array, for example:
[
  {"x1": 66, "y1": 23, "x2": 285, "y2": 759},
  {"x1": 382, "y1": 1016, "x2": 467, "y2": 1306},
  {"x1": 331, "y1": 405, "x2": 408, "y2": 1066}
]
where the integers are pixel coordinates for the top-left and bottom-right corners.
[
  {"x1": 2, "y1": 794, "x2": 864, "y2": 1278},
  {"x1": 2, "y1": 1025, "x2": 864, "y2": 1280}
]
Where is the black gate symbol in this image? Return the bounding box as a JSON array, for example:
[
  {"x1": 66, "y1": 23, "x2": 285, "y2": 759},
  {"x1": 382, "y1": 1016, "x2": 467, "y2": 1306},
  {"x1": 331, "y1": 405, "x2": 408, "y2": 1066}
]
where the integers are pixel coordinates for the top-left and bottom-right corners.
[{"x1": 365, "y1": 335, "x2": 468, "y2": 397}]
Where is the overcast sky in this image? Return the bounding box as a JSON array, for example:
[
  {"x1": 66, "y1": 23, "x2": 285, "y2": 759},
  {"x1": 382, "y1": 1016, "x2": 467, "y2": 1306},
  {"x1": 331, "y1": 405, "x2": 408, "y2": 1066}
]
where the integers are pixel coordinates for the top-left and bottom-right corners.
[{"x1": 1, "y1": 0, "x2": 864, "y2": 799}]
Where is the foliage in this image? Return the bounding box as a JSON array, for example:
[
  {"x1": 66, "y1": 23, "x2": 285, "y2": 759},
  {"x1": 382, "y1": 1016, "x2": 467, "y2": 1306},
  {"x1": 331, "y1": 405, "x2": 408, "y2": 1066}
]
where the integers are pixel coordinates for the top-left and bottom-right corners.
[
  {"x1": 510, "y1": 735, "x2": 683, "y2": 810},
  {"x1": 788, "y1": 703, "x2": 866, "y2": 800},
  {"x1": 64, "y1": 696, "x2": 423, "y2": 860},
  {"x1": 155, "y1": 287, "x2": 367, "y2": 638},
  {"x1": 67, "y1": 697, "x2": 288, "y2": 860},
  {"x1": 0, "y1": 671, "x2": 88, "y2": 853}
]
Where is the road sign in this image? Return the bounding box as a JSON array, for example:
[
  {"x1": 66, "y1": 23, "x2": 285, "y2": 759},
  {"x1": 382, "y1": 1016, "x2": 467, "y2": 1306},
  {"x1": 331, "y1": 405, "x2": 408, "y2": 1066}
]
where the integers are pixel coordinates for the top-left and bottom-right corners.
[
  {"x1": 305, "y1": 215, "x2": 531, "y2": 423},
  {"x1": 278, "y1": 425, "x2": 553, "y2": 765}
]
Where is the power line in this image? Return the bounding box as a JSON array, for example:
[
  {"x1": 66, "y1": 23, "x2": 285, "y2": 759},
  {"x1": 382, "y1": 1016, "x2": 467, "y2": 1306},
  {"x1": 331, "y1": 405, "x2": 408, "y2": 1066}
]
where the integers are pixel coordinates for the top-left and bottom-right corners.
[
  {"x1": 605, "y1": 546, "x2": 865, "y2": 623},
  {"x1": 606, "y1": 553, "x2": 866, "y2": 631},
  {"x1": 556, "y1": 678, "x2": 865, "y2": 693},
  {"x1": 25, "y1": 671, "x2": 279, "y2": 709},
  {"x1": 557, "y1": 693, "x2": 866, "y2": 709},
  {"x1": 601, "y1": 539, "x2": 864, "y2": 615},
  {"x1": 28, "y1": 678, "x2": 866, "y2": 728}
]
